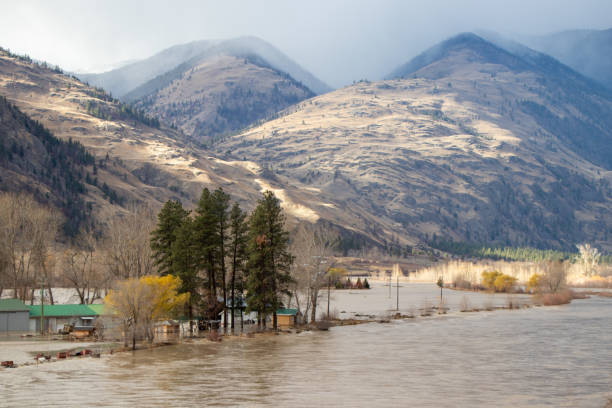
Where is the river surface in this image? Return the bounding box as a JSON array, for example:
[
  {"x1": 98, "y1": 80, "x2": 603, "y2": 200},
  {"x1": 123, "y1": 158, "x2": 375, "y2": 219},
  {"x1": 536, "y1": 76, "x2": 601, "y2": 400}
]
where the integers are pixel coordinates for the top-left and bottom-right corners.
[{"x1": 1, "y1": 284, "x2": 611, "y2": 407}]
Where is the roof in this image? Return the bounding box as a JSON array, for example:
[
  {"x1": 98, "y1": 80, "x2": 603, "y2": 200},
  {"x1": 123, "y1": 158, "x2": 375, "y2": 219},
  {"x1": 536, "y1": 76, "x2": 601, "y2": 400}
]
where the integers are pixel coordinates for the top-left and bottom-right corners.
[
  {"x1": 28, "y1": 304, "x2": 108, "y2": 318},
  {"x1": 0, "y1": 298, "x2": 29, "y2": 312},
  {"x1": 276, "y1": 308, "x2": 298, "y2": 316}
]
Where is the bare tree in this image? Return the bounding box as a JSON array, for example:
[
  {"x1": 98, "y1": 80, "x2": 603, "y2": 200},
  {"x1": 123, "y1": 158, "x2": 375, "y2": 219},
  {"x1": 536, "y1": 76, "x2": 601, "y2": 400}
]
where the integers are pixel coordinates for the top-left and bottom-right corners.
[
  {"x1": 577, "y1": 243, "x2": 601, "y2": 277},
  {"x1": 63, "y1": 230, "x2": 104, "y2": 304},
  {"x1": 540, "y1": 261, "x2": 568, "y2": 293},
  {"x1": 104, "y1": 205, "x2": 157, "y2": 280},
  {"x1": 290, "y1": 223, "x2": 339, "y2": 324},
  {"x1": 0, "y1": 193, "x2": 58, "y2": 302}
]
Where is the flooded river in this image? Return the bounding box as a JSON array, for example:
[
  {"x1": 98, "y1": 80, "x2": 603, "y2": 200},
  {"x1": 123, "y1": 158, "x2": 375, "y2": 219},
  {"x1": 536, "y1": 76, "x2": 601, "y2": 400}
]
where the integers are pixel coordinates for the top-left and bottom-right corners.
[{"x1": 1, "y1": 284, "x2": 611, "y2": 407}]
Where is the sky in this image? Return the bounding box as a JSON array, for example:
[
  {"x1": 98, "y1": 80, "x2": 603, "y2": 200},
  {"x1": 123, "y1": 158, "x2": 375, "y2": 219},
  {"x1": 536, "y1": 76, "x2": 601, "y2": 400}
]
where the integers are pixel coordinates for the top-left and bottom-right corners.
[{"x1": 1, "y1": 0, "x2": 611, "y2": 88}]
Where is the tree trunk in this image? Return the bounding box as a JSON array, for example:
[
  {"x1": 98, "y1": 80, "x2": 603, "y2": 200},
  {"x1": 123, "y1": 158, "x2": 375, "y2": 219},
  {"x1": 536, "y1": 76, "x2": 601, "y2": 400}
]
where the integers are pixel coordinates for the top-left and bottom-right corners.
[
  {"x1": 230, "y1": 257, "x2": 236, "y2": 332},
  {"x1": 310, "y1": 289, "x2": 318, "y2": 323},
  {"x1": 273, "y1": 311, "x2": 277, "y2": 331}
]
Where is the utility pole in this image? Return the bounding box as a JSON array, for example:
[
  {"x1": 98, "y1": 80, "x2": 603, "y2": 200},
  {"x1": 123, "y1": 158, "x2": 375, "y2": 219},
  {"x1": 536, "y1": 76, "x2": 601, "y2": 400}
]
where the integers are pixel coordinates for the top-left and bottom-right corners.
[
  {"x1": 327, "y1": 275, "x2": 331, "y2": 319},
  {"x1": 40, "y1": 277, "x2": 45, "y2": 335},
  {"x1": 396, "y1": 274, "x2": 399, "y2": 311},
  {"x1": 388, "y1": 274, "x2": 391, "y2": 299}
]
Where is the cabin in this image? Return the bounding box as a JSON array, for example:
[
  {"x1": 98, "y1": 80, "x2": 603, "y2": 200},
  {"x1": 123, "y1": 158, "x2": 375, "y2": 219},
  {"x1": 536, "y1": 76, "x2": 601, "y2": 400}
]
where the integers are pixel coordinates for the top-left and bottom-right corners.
[
  {"x1": 0, "y1": 299, "x2": 30, "y2": 333},
  {"x1": 28, "y1": 304, "x2": 107, "y2": 334},
  {"x1": 276, "y1": 308, "x2": 298, "y2": 327},
  {"x1": 156, "y1": 320, "x2": 180, "y2": 334}
]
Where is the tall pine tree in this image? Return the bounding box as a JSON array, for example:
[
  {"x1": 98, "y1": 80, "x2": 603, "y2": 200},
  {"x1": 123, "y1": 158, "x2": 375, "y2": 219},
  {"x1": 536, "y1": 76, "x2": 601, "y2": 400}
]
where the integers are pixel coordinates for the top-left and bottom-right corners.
[
  {"x1": 150, "y1": 200, "x2": 189, "y2": 276},
  {"x1": 229, "y1": 201, "x2": 248, "y2": 332},
  {"x1": 246, "y1": 191, "x2": 293, "y2": 330}
]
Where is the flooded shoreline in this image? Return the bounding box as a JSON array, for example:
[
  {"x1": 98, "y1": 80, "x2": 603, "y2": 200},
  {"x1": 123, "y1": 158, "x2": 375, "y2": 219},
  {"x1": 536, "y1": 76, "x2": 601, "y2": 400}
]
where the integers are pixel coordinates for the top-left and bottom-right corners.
[{"x1": 1, "y1": 283, "x2": 610, "y2": 407}]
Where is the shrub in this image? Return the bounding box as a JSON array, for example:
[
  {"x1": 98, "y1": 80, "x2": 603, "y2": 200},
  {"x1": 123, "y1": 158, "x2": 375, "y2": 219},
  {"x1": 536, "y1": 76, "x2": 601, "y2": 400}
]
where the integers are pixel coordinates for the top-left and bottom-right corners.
[
  {"x1": 454, "y1": 277, "x2": 472, "y2": 290},
  {"x1": 482, "y1": 271, "x2": 502, "y2": 290},
  {"x1": 494, "y1": 274, "x2": 517, "y2": 293},
  {"x1": 482, "y1": 271, "x2": 516, "y2": 292},
  {"x1": 527, "y1": 273, "x2": 542, "y2": 293},
  {"x1": 537, "y1": 289, "x2": 573, "y2": 306}
]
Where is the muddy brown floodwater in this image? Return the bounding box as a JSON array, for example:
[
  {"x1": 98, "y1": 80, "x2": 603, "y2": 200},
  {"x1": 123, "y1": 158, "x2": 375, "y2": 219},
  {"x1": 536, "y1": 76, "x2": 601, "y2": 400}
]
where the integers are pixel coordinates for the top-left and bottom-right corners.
[{"x1": 1, "y1": 283, "x2": 611, "y2": 407}]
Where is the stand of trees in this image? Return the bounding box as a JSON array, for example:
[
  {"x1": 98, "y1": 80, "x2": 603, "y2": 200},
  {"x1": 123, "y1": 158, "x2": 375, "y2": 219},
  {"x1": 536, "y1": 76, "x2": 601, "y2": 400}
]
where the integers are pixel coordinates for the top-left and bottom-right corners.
[{"x1": 150, "y1": 189, "x2": 293, "y2": 333}]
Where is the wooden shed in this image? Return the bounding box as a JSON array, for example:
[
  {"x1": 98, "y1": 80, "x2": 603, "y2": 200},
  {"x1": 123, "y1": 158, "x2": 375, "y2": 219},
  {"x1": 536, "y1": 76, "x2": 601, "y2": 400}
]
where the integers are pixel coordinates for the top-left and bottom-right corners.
[{"x1": 276, "y1": 308, "x2": 298, "y2": 327}]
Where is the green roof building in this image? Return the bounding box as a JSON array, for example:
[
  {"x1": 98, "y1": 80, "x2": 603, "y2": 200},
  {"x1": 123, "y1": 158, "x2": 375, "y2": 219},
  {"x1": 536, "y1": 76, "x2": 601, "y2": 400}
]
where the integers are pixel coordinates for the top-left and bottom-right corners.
[{"x1": 28, "y1": 303, "x2": 108, "y2": 333}]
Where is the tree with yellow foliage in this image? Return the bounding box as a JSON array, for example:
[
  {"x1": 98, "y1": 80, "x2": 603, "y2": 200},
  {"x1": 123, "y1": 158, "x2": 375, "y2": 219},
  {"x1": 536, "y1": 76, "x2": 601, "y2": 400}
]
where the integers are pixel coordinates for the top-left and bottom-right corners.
[{"x1": 105, "y1": 275, "x2": 189, "y2": 350}]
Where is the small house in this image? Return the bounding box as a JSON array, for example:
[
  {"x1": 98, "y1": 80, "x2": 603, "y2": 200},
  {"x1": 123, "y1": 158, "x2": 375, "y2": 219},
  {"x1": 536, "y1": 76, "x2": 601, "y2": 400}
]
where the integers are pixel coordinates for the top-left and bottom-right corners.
[
  {"x1": 156, "y1": 320, "x2": 180, "y2": 334},
  {"x1": 276, "y1": 308, "x2": 298, "y2": 327},
  {"x1": 0, "y1": 299, "x2": 30, "y2": 333},
  {"x1": 28, "y1": 304, "x2": 107, "y2": 333}
]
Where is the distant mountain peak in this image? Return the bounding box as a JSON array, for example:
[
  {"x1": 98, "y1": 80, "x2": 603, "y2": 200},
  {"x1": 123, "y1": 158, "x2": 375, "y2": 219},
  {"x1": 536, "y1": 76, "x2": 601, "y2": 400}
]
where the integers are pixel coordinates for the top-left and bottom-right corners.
[{"x1": 387, "y1": 32, "x2": 530, "y2": 79}]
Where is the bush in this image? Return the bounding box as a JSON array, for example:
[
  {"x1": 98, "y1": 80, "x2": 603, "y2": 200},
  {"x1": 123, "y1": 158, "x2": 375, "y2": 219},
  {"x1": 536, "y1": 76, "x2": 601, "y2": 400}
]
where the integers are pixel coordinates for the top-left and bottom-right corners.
[
  {"x1": 482, "y1": 271, "x2": 501, "y2": 290},
  {"x1": 454, "y1": 277, "x2": 472, "y2": 290},
  {"x1": 537, "y1": 289, "x2": 573, "y2": 306},
  {"x1": 494, "y1": 274, "x2": 517, "y2": 293},
  {"x1": 527, "y1": 273, "x2": 542, "y2": 293},
  {"x1": 482, "y1": 271, "x2": 516, "y2": 292}
]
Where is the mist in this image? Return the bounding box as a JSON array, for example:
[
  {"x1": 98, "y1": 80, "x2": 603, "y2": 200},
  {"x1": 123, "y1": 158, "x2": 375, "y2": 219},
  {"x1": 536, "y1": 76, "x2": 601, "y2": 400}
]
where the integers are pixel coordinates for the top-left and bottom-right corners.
[{"x1": 1, "y1": 0, "x2": 611, "y2": 88}]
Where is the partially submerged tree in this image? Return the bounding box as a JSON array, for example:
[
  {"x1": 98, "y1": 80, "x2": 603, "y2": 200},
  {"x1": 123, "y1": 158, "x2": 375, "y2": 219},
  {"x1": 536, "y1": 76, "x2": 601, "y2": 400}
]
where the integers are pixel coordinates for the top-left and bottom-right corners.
[
  {"x1": 105, "y1": 275, "x2": 188, "y2": 350},
  {"x1": 228, "y1": 202, "x2": 248, "y2": 332},
  {"x1": 289, "y1": 222, "x2": 338, "y2": 323}
]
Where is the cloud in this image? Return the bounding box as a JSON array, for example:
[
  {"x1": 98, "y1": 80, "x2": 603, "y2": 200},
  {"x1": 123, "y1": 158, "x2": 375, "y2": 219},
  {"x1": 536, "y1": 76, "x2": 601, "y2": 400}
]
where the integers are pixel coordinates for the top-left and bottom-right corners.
[{"x1": 1, "y1": 0, "x2": 610, "y2": 87}]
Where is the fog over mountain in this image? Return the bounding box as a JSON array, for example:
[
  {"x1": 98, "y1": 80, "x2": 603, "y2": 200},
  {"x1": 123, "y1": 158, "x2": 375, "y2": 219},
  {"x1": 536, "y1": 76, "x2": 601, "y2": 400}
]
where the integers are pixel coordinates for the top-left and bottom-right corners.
[{"x1": 1, "y1": 1, "x2": 611, "y2": 88}]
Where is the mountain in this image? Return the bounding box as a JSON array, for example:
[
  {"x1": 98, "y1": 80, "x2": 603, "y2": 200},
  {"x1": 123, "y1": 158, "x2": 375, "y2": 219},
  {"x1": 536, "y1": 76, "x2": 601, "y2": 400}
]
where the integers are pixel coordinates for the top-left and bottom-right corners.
[
  {"x1": 77, "y1": 37, "x2": 330, "y2": 143},
  {"x1": 0, "y1": 48, "x2": 377, "y2": 247},
  {"x1": 218, "y1": 33, "x2": 612, "y2": 251},
  {"x1": 517, "y1": 28, "x2": 612, "y2": 90},
  {"x1": 78, "y1": 40, "x2": 217, "y2": 98},
  {"x1": 79, "y1": 37, "x2": 331, "y2": 98}
]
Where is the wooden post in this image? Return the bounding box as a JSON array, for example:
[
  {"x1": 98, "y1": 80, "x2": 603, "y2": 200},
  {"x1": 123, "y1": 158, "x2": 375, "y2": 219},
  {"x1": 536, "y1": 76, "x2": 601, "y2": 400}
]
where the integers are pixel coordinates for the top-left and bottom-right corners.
[
  {"x1": 396, "y1": 274, "x2": 399, "y2": 311},
  {"x1": 327, "y1": 276, "x2": 331, "y2": 319}
]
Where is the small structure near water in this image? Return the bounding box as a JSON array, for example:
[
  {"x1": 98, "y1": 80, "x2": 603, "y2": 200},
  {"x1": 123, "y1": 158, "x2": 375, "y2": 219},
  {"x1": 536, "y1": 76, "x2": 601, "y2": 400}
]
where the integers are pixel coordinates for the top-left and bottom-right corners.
[
  {"x1": 276, "y1": 309, "x2": 298, "y2": 328},
  {"x1": 28, "y1": 304, "x2": 107, "y2": 334},
  {"x1": 0, "y1": 299, "x2": 30, "y2": 333}
]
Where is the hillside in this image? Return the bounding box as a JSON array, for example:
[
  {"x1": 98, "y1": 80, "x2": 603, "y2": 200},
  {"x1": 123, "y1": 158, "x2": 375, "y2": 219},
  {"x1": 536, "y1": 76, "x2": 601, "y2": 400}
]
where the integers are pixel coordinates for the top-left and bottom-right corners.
[
  {"x1": 518, "y1": 28, "x2": 612, "y2": 90},
  {"x1": 130, "y1": 53, "x2": 314, "y2": 144},
  {"x1": 0, "y1": 95, "x2": 95, "y2": 235},
  {"x1": 218, "y1": 33, "x2": 612, "y2": 251},
  {"x1": 0, "y1": 48, "x2": 381, "y2": 246}
]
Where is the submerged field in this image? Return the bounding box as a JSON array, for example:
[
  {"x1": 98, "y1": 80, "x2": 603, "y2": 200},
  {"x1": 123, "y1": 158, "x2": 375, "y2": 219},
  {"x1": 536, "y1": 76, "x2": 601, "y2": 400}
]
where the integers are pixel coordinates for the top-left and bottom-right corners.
[{"x1": 1, "y1": 282, "x2": 610, "y2": 407}]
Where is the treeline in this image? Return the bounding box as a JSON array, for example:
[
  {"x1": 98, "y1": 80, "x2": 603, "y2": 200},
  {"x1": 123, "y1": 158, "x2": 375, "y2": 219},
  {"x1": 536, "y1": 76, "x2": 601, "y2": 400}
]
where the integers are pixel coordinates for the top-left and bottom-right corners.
[
  {"x1": 0, "y1": 46, "x2": 64, "y2": 75},
  {"x1": 150, "y1": 188, "x2": 293, "y2": 331},
  {"x1": 430, "y1": 239, "x2": 577, "y2": 262},
  {"x1": 84, "y1": 95, "x2": 160, "y2": 129}
]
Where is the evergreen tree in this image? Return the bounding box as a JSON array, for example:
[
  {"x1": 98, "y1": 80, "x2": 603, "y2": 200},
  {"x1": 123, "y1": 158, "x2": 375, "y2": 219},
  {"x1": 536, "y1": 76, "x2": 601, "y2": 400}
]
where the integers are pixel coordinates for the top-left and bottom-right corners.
[
  {"x1": 211, "y1": 188, "x2": 230, "y2": 333},
  {"x1": 229, "y1": 202, "x2": 248, "y2": 332},
  {"x1": 245, "y1": 191, "x2": 293, "y2": 330},
  {"x1": 150, "y1": 200, "x2": 189, "y2": 276},
  {"x1": 171, "y1": 217, "x2": 200, "y2": 333},
  {"x1": 193, "y1": 188, "x2": 221, "y2": 321}
]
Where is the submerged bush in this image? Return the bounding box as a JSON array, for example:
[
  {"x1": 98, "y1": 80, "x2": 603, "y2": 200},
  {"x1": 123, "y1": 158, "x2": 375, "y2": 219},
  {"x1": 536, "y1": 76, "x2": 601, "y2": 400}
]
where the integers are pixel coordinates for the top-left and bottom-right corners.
[{"x1": 481, "y1": 271, "x2": 517, "y2": 293}]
